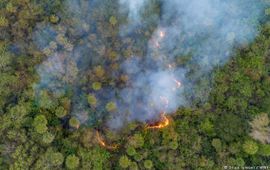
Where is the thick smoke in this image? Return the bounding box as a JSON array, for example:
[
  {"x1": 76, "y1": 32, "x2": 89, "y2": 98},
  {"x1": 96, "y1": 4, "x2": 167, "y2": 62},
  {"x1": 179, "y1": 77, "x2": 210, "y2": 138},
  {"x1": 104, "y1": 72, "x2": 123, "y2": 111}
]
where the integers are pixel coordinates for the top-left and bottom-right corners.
[
  {"x1": 119, "y1": 0, "x2": 146, "y2": 23},
  {"x1": 34, "y1": 0, "x2": 267, "y2": 129},
  {"x1": 111, "y1": 0, "x2": 266, "y2": 128}
]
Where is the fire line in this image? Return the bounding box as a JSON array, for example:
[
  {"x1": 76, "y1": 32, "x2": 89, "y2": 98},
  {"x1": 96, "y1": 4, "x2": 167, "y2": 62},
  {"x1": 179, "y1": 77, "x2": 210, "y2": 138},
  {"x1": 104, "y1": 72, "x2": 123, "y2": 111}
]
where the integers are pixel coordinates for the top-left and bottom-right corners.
[
  {"x1": 96, "y1": 131, "x2": 118, "y2": 150},
  {"x1": 146, "y1": 113, "x2": 170, "y2": 129}
]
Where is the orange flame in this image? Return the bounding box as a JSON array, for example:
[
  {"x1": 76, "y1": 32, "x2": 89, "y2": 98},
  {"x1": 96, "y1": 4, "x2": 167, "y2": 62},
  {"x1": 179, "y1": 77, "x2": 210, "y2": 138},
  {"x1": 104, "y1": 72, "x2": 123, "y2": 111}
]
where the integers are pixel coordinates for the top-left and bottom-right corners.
[
  {"x1": 159, "y1": 31, "x2": 165, "y2": 38},
  {"x1": 146, "y1": 113, "x2": 170, "y2": 129},
  {"x1": 173, "y1": 79, "x2": 181, "y2": 88},
  {"x1": 96, "y1": 131, "x2": 118, "y2": 150},
  {"x1": 152, "y1": 31, "x2": 165, "y2": 48}
]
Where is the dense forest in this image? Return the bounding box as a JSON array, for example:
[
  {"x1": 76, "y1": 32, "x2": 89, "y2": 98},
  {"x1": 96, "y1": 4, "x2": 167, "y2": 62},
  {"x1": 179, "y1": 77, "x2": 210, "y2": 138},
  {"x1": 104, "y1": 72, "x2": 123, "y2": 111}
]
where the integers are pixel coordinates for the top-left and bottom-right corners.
[{"x1": 0, "y1": 0, "x2": 270, "y2": 169}]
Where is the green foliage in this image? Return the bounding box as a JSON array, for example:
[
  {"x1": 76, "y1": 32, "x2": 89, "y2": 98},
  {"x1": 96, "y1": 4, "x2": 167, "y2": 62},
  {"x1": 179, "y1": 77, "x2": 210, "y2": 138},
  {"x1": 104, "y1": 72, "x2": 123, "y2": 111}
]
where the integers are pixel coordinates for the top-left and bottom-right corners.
[
  {"x1": 169, "y1": 141, "x2": 178, "y2": 150},
  {"x1": 200, "y1": 118, "x2": 214, "y2": 135},
  {"x1": 49, "y1": 14, "x2": 59, "y2": 24},
  {"x1": 0, "y1": 1, "x2": 270, "y2": 169},
  {"x1": 126, "y1": 147, "x2": 136, "y2": 156},
  {"x1": 143, "y1": 160, "x2": 153, "y2": 169},
  {"x1": 6, "y1": 2, "x2": 17, "y2": 13},
  {"x1": 215, "y1": 114, "x2": 247, "y2": 142},
  {"x1": 234, "y1": 157, "x2": 245, "y2": 167},
  {"x1": 65, "y1": 154, "x2": 80, "y2": 169},
  {"x1": 55, "y1": 106, "x2": 67, "y2": 118},
  {"x1": 258, "y1": 144, "x2": 270, "y2": 156},
  {"x1": 130, "y1": 162, "x2": 139, "y2": 170},
  {"x1": 128, "y1": 133, "x2": 144, "y2": 148},
  {"x1": 106, "y1": 101, "x2": 117, "y2": 112},
  {"x1": 34, "y1": 148, "x2": 64, "y2": 168},
  {"x1": 211, "y1": 138, "x2": 222, "y2": 152},
  {"x1": 109, "y1": 16, "x2": 118, "y2": 26},
  {"x1": 0, "y1": 45, "x2": 11, "y2": 71},
  {"x1": 78, "y1": 147, "x2": 111, "y2": 169},
  {"x1": 242, "y1": 140, "x2": 258, "y2": 155},
  {"x1": 119, "y1": 155, "x2": 131, "y2": 169},
  {"x1": 9, "y1": 144, "x2": 38, "y2": 169},
  {"x1": 49, "y1": 152, "x2": 64, "y2": 166},
  {"x1": 42, "y1": 132, "x2": 55, "y2": 144},
  {"x1": 133, "y1": 153, "x2": 143, "y2": 162},
  {"x1": 87, "y1": 94, "x2": 97, "y2": 107},
  {"x1": 33, "y1": 115, "x2": 48, "y2": 134},
  {"x1": 94, "y1": 65, "x2": 105, "y2": 78},
  {"x1": 265, "y1": 8, "x2": 270, "y2": 15},
  {"x1": 69, "y1": 117, "x2": 80, "y2": 129},
  {"x1": 80, "y1": 129, "x2": 94, "y2": 148},
  {"x1": 92, "y1": 82, "x2": 102, "y2": 91},
  {"x1": 0, "y1": 16, "x2": 8, "y2": 27},
  {"x1": 38, "y1": 91, "x2": 56, "y2": 110}
]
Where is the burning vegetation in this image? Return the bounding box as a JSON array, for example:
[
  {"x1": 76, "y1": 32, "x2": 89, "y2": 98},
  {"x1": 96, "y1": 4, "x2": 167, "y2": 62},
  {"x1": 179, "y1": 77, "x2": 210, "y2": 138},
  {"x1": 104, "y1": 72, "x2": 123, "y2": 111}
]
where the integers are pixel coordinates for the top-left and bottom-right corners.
[
  {"x1": 0, "y1": 0, "x2": 269, "y2": 169},
  {"x1": 146, "y1": 113, "x2": 170, "y2": 129},
  {"x1": 95, "y1": 131, "x2": 118, "y2": 150}
]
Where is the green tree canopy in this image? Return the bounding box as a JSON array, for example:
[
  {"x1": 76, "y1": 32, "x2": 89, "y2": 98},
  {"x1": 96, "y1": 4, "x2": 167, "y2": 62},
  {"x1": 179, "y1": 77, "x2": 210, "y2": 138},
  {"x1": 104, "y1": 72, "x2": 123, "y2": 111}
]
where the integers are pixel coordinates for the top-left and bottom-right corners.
[
  {"x1": 65, "y1": 154, "x2": 80, "y2": 169},
  {"x1": 242, "y1": 140, "x2": 258, "y2": 155},
  {"x1": 144, "y1": 160, "x2": 153, "y2": 169},
  {"x1": 119, "y1": 155, "x2": 131, "y2": 169},
  {"x1": 32, "y1": 115, "x2": 48, "y2": 134}
]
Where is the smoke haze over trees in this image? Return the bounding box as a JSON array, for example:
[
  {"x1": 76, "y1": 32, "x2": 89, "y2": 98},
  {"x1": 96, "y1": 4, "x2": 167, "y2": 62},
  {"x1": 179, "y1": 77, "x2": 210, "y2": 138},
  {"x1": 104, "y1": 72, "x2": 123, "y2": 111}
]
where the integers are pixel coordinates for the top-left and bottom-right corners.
[
  {"x1": 0, "y1": 0, "x2": 270, "y2": 169},
  {"x1": 35, "y1": 0, "x2": 267, "y2": 129}
]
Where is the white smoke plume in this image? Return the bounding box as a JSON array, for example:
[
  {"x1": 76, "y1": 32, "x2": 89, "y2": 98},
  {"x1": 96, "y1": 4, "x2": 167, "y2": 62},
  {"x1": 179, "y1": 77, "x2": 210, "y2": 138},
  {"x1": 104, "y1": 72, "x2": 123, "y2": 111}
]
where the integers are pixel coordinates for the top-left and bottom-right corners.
[
  {"x1": 33, "y1": 0, "x2": 268, "y2": 129},
  {"x1": 119, "y1": 0, "x2": 146, "y2": 23}
]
